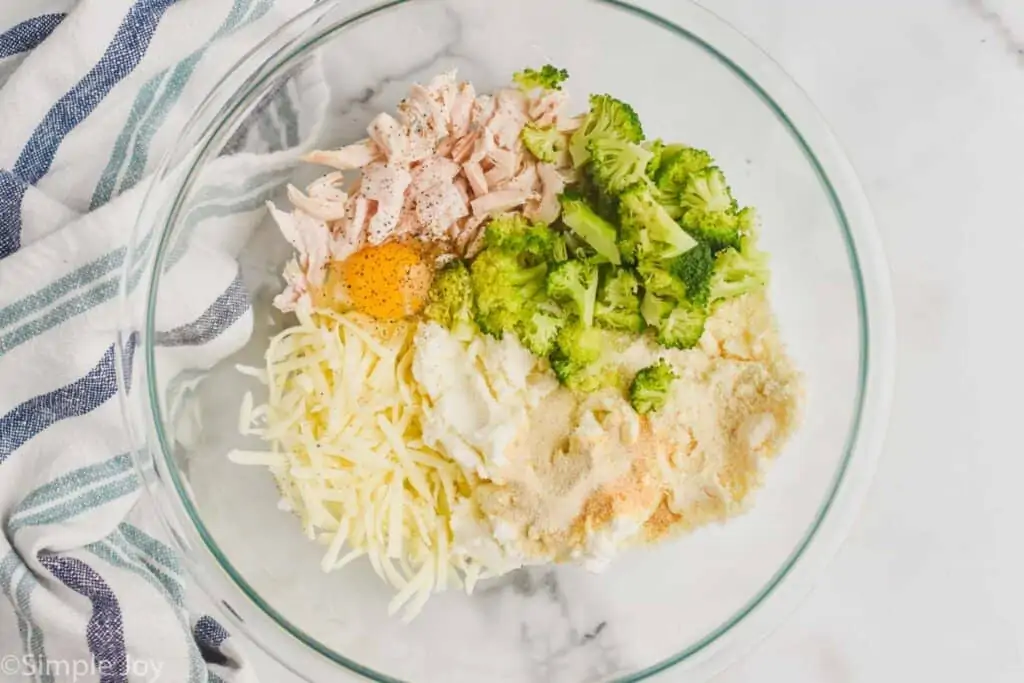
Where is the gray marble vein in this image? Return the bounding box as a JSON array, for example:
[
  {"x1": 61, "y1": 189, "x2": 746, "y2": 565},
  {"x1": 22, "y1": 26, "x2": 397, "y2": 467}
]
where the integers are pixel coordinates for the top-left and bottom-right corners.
[
  {"x1": 334, "y1": 4, "x2": 467, "y2": 120},
  {"x1": 967, "y1": 0, "x2": 1024, "y2": 65},
  {"x1": 480, "y1": 568, "x2": 626, "y2": 682}
]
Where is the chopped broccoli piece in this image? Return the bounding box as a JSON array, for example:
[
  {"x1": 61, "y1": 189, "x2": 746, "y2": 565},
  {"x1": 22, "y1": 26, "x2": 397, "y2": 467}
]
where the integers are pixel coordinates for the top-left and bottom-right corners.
[
  {"x1": 657, "y1": 302, "x2": 707, "y2": 349},
  {"x1": 574, "y1": 167, "x2": 620, "y2": 223},
  {"x1": 670, "y1": 240, "x2": 715, "y2": 305},
  {"x1": 654, "y1": 147, "x2": 713, "y2": 197},
  {"x1": 651, "y1": 147, "x2": 715, "y2": 218},
  {"x1": 550, "y1": 355, "x2": 581, "y2": 385},
  {"x1": 551, "y1": 356, "x2": 621, "y2": 393},
  {"x1": 521, "y1": 124, "x2": 567, "y2": 164},
  {"x1": 586, "y1": 136, "x2": 654, "y2": 196},
  {"x1": 518, "y1": 306, "x2": 565, "y2": 357},
  {"x1": 675, "y1": 170, "x2": 756, "y2": 253},
  {"x1": 618, "y1": 185, "x2": 697, "y2": 263},
  {"x1": 640, "y1": 292, "x2": 707, "y2": 349},
  {"x1": 559, "y1": 193, "x2": 622, "y2": 265},
  {"x1": 709, "y1": 235, "x2": 770, "y2": 303},
  {"x1": 650, "y1": 185, "x2": 684, "y2": 220},
  {"x1": 596, "y1": 304, "x2": 643, "y2": 333},
  {"x1": 629, "y1": 359, "x2": 678, "y2": 414},
  {"x1": 643, "y1": 139, "x2": 665, "y2": 175},
  {"x1": 546, "y1": 260, "x2": 599, "y2": 327},
  {"x1": 681, "y1": 166, "x2": 735, "y2": 215},
  {"x1": 736, "y1": 205, "x2": 759, "y2": 236},
  {"x1": 552, "y1": 235, "x2": 570, "y2": 263},
  {"x1": 569, "y1": 94, "x2": 644, "y2": 168},
  {"x1": 637, "y1": 260, "x2": 687, "y2": 301},
  {"x1": 551, "y1": 323, "x2": 621, "y2": 393},
  {"x1": 513, "y1": 64, "x2": 569, "y2": 92},
  {"x1": 424, "y1": 260, "x2": 475, "y2": 331},
  {"x1": 484, "y1": 213, "x2": 557, "y2": 262},
  {"x1": 617, "y1": 219, "x2": 650, "y2": 266},
  {"x1": 643, "y1": 139, "x2": 681, "y2": 177},
  {"x1": 680, "y1": 209, "x2": 742, "y2": 253},
  {"x1": 470, "y1": 249, "x2": 548, "y2": 338},
  {"x1": 470, "y1": 219, "x2": 567, "y2": 353},
  {"x1": 640, "y1": 290, "x2": 673, "y2": 327},
  {"x1": 555, "y1": 321, "x2": 605, "y2": 364},
  {"x1": 595, "y1": 268, "x2": 643, "y2": 332}
]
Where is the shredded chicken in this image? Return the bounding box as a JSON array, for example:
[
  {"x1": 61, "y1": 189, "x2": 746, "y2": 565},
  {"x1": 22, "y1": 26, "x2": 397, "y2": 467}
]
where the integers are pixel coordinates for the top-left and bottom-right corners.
[
  {"x1": 526, "y1": 163, "x2": 565, "y2": 225},
  {"x1": 367, "y1": 112, "x2": 409, "y2": 163},
  {"x1": 268, "y1": 69, "x2": 577, "y2": 311},
  {"x1": 500, "y1": 163, "x2": 539, "y2": 194},
  {"x1": 266, "y1": 204, "x2": 332, "y2": 288},
  {"x1": 471, "y1": 188, "x2": 537, "y2": 217},
  {"x1": 286, "y1": 180, "x2": 347, "y2": 222},
  {"x1": 463, "y1": 161, "x2": 488, "y2": 197},
  {"x1": 411, "y1": 157, "x2": 460, "y2": 194},
  {"x1": 449, "y1": 83, "x2": 475, "y2": 137},
  {"x1": 303, "y1": 140, "x2": 381, "y2": 170},
  {"x1": 529, "y1": 90, "x2": 568, "y2": 128},
  {"x1": 485, "y1": 148, "x2": 518, "y2": 186}
]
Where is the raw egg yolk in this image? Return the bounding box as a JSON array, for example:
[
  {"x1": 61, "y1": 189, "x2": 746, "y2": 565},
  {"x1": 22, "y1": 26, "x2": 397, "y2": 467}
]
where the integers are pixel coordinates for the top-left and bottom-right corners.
[{"x1": 341, "y1": 242, "x2": 431, "y2": 320}]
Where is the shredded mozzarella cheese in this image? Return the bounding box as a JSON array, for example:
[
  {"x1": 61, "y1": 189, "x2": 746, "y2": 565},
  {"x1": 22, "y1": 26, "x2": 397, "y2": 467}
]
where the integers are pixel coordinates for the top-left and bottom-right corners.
[{"x1": 231, "y1": 307, "x2": 479, "y2": 621}]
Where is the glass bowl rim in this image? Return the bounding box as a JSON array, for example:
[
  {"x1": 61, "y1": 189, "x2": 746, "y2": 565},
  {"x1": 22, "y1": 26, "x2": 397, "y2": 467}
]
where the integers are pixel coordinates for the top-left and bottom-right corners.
[{"x1": 118, "y1": 0, "x2": 896, "y2": 680}]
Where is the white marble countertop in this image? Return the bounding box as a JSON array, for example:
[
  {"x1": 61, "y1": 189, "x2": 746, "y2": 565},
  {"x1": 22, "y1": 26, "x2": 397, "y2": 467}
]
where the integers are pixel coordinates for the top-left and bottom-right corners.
[{"x1": 239, "y1": 0, "x2": 1024, "y2": 680}]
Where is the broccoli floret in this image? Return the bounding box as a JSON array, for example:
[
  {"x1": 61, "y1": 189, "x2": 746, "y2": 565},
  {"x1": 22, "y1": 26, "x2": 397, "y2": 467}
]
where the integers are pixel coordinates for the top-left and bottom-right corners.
[
  {"x1": 643, "y1": 139, "x2": 683, "y2": 177},
  {"x1": 471, "y1": 221, "x2": 566, "y2": 353},
  {"x1": 675, "y1": 169, "x2": 757, "y2": 253},
  {"x1": 640, "y1": 290, "x2": 673, "y2": 327},
  {"x1": 670, "y1": 240, "x2": 715, "y2": 305},
  {"x1": 551, "y1": 323, "x2": 621, "y2": 393},
  {"x1": 484, "y1": 213, "x2": 557, "y2": 261},
  {"x1": 680, "y1": 210, "x2": 741, "y2": 253},
  {"x1": 513, "y1": 64, "x2": 569, "y2": 92},
  {"x1": 521, "y1": 124, "x2": 567, "y2": 164},
  {"x1": 596, "y1": 304, "x2": 643, "y2": 333},
  {"x1": 643, "y1": 139, "x2": 665, "y2": 175},
  {"x1": 629, "y1": 359, "x2": 678, "y2": 415},
  {"x1": 586, "y1": 136, "x2": 654, "y2": 196},
  {"x1": 709, "y1": 235, "x2": 769, "y2": 303},
  {"x1": 424, "y1": 260, "x2": 475, "y2": 331},
  {"x1": 681, "y1": 166, "x2": 735, "y2": 215},
  {"x1": 650, "y1": 185, "x2": 684, "y2": 220},
  {"x1": 649, "y1": 147, "x2": 714, "y2": 218},
  {"x1": 637, "y1": 259, "x2": 687, "y2": 301},
  {"x1": 640, "y1": 292, "x2": 707, "y2": 349},
  {"x1": 654, "y1": 147, "x2": 713, "y2": 196},
  {"x1": 657, "y1": 302, "x2": 707, "y2": 349},
  {"x1": 736, "y1": 205, "x2": 759, "y2": 236},
  {"x1": 470, "y1": 249, "x2": 548, "y2": 337},
  {"x1": 551, "y1": 355, "x2": 581, "y2": 385},
  {"x1": 555, "y1": 321, "x2": 605, "y2": 364},
  {"x1": 681, "y1": 202, "x2": 758, "y2": 254},
  {"x1": 551, "y1": 356, "x2": 621, "y2": 394},
  {"x1": 518, "y1": 306, "x2": 565, "y2": 357},
  {"x1": 574, "y1": 168, "x2": 620, "y2": 223},
  {"x1": 569, "y1": 94, "x2": 644, "y2": 168},
  {"x1": 595, "y1": 268, "x2": 643, "y2": 332},
  {"x1": 546, "y1": 260, "x2": 599, "y2": 327},
  {"x1": 559, "y1": 193, "x2": 622, "y2": 265},
  {"x1": 552, "y1": 235, "x2": 570, "y2": 263},
  {"x1": 618, "y1": 185, "x2": 697, "y2": 263},
  {"x1": 617, "y1": 217, "x2": 650, "y2": 266}
]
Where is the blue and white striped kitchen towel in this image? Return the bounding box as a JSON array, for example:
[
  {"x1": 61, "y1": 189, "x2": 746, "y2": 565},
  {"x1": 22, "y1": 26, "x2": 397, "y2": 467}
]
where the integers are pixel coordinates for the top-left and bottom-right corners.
[{"x1": 0, "y1": 2, "x2": 325, "y2": 681}]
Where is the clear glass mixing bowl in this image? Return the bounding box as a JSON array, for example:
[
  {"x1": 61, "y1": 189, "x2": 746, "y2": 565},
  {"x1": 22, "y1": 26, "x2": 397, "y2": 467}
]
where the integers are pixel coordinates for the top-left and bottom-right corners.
[{"x1": 117, "y1": 0, "x2": 895, "y2": 680}]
